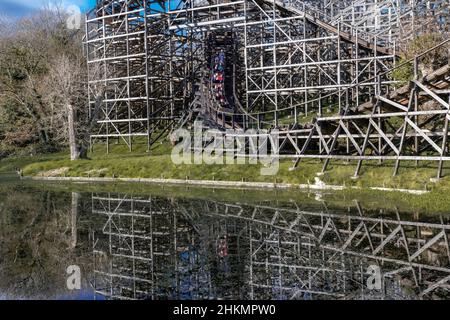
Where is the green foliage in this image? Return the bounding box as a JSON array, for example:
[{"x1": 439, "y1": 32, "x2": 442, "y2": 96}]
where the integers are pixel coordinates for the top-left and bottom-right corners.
[
  {"x1": 393, "y1": 34, "x2": 448, "y2": 83},
  {"x1": 407, "y1": 34, "x2": 447, "y2": 65},
  {"x1": 391, "y1": 58, "x2": 414, "y2": 84}
]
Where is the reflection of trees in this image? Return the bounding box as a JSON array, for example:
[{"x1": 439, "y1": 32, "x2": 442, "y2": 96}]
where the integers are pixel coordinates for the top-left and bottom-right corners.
[
  {"x1": 0, "y1": 187, "x2": 90, "y2": 299},
  {"x1": 71, "y1": 193, "x2": 80, "y2": 249}
]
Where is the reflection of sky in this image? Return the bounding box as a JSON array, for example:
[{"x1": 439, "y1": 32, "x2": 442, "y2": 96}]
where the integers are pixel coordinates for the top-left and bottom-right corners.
[
  {"x1": 58, "y1": 289, "x2": 105, "y2": 301},
  {"x1": 0, "y1": 287, "x2": 102, "y2": 301},
  {"x1": 0, "y1": 288, "x2": 100, "y2": 301},
  {"x1": 0, "y1": 0, "x2": 96, "y2": 17}
]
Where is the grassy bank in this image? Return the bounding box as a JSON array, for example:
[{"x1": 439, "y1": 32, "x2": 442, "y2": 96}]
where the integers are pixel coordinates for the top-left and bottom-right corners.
[
  {"x1": 11, "y1": 142, "x2": 450, "y2": 190},
  {"x1": 2, "y1": 140, "x2": 450, "y2": 212},
  {"x1": 0, "y1": 152, "x2": 68, "y2": 173}
]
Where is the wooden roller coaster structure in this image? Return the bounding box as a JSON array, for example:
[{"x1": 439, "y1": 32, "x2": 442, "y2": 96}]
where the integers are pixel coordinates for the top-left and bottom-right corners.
[{"x1": 85, "y1": 0, "x2": 449, "y2": 178}]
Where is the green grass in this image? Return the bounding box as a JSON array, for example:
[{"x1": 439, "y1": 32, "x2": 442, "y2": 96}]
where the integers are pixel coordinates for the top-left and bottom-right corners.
[
  {"x1": 18, "y1": 147, "x2": 450, "y2": 191},
  {"x1": 0, "y1": 152, "x2": 68, "y2": 173},
  {"x1": 4, "y1": 139, "x2": 450, "y2": 213},
  {"x1": 276, "y1": 105, "x2": 340, "y2": 126}
]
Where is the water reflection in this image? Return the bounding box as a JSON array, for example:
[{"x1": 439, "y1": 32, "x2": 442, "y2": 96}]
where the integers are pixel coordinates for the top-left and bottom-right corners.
[
  {"x1": 0, "y1": 187, "x2": 92, "y2": 300},
  {"x1": 1, "y1": 183, "x2": 450, "y2": 300},
  {"x1": 91, "y1": 193, "x2": 450, "y2": 300}
]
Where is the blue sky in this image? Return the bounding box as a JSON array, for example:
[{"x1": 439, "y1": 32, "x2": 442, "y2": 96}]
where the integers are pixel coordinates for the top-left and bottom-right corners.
[{"x1": 0, "y1": 0, "x2": 96, "y2": 17}]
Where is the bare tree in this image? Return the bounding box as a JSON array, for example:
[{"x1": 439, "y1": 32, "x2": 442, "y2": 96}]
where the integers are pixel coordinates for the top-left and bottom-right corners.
[
  {"x1": 46, "y1": 49, "x2": 108, "y2": 160},
  {"x1": 0, "y1": 15, "x2": 15, "y2": 37},
  {"x1": 47, "y1": 54, "x2": 86, "y2": 160}
]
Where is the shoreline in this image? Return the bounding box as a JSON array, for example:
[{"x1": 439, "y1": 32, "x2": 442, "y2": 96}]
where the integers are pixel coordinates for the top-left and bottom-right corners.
[{"x1": 26, "y1": 175, "x2": 429, "y2": 195}]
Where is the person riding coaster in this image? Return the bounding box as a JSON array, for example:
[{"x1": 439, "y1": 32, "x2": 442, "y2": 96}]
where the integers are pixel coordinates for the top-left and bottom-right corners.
[
  {"x1": 211, "y1": 49, "x2": 228, "y2": 107},
  {"x1": 213, "y1": 72, "x2": 224, "y2": 83}
]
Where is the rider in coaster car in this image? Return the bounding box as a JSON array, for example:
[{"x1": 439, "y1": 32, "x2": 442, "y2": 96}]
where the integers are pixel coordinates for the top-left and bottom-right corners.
[
  {"x1": 216, "y1": 72, "x2": 224, "y2": 83},
  {"x1": 213, "y1": 72, "x2": 220, "y2": 83}
]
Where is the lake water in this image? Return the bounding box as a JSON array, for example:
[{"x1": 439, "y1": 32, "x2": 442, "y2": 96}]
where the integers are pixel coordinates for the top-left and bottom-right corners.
[{"x1": 0, "y1": 175, "x2": 449, "y2": 300}]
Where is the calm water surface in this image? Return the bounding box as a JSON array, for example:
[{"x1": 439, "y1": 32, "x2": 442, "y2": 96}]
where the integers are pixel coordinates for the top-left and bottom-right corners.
[{"x1": 0, "y1": 176, "x2": 449, "y2": 300}]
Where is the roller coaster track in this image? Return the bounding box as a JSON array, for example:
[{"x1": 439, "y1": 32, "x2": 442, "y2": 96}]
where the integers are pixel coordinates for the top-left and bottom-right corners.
[
  {"x1": 263, "y1": 0, "x2": 396, "y2": 56},
  {"x1": 191, "y1": 39, "x2": 450, "y2": 179}
]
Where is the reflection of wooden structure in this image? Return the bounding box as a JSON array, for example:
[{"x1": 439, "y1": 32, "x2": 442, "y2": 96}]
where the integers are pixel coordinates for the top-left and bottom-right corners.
[
  {"x1": 91, "y1": 194, "x2": 213, "y2": 300},
  {"x1": 91, "y1": 193, "x2": 450, "y2": 300},
  {"x1": 214, "y1": 201, "x2": 450, "y2": 299}
]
